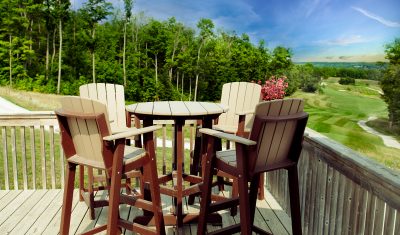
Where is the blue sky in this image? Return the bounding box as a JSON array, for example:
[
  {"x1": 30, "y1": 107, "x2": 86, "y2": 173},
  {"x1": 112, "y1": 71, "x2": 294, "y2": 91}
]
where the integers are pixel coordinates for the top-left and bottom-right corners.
[{"x1": 73, "y1": 0, "x2": 400, "y2": 62}]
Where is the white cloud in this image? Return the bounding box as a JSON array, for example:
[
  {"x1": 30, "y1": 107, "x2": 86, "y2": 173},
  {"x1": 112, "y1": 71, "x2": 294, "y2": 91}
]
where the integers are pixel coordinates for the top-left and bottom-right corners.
[
  {"x1": 316, "y1": 35, "x2": 366, "y2": 46},
  {"x1": 352, "y1": 7, "x2": 400, "y2": 28}
]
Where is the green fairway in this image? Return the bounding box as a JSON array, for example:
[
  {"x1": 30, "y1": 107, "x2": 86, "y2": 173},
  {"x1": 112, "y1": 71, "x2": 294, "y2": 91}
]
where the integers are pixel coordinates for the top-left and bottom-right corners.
[{"x1": 291, "y1": 78, "x2": 400, "y2": 170}]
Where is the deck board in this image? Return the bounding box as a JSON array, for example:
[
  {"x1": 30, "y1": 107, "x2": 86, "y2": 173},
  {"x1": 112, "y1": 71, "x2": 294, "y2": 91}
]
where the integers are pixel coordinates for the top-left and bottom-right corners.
[
  {"x1": 0, "y1": 186, "x2": 291, "y2": 234},
  {"x1": 0, "y1": 190, "x2": 47, "y2": 233},
  {"x1": 12, "y1": 190, "x2": 60, "y2": 234}
]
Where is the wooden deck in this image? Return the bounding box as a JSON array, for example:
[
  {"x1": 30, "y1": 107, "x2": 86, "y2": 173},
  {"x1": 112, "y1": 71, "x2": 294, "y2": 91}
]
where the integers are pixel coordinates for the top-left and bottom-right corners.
[{"x1": 0, "y1": 186, "x2": 292, "y2": 235}]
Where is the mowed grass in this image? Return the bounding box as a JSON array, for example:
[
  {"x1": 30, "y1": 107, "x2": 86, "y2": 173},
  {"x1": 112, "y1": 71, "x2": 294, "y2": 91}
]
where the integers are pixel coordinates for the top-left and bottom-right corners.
[{"x1": 291, "y1": 77, "x2": 400, "y2": 170}]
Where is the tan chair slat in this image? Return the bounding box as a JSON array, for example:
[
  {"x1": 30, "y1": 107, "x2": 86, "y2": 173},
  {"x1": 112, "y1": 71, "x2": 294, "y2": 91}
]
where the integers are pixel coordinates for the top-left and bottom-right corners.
[
  {"x1": 225, "y1": 82, "x2": 240, "y2": 126},
  {"x1": 115, "y1": 84, "x2": 126, "y2": 128},
  {"x1": 79, "y1": 85, "x2": 89, "y2": 98},
  {"x1": 234, "y1": 82, "x2": 248, "y2": 125},
  {"x1": 266, "y1": 99, "x2": 293, "y2": 166},
  {"x1": 81, "y1": 98, "x2": 106, "y2": 164},
  {"x1": 274, "y1": 100, "x2": 303, "y2": 164},
  {"x1": 61, "y1": 97, "x2": 87, "y2": 162},
  {"x1": 246, "y1": 83, "x2": 262, "y2": 128},
  {"x1": 80, "y1": 83, "x2": 121, "y2": 132},
  {"x1": 96, "y1": 83, "x2": 107, "y2": 105},
  {"x1": 215, "y1": 82, "x2": 261, "y2": 133},
  {"x1": 256, "y1": 101, "x2": 280, "y2": 168},
  {"x1": 106, "y1": 84, "x2": 118, "y2": 130},
  {"x1": 218, "y1": 83, "x2": 232, "y2": 125},
  {"x1": 87, "y1": 83, "x2": 98, "y2": 100}
]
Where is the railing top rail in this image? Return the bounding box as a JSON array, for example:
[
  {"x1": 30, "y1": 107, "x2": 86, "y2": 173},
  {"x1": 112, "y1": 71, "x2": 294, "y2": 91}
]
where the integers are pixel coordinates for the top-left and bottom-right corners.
[{"x1": 304, "y1": 128, "x2": 400, "y2": 210}]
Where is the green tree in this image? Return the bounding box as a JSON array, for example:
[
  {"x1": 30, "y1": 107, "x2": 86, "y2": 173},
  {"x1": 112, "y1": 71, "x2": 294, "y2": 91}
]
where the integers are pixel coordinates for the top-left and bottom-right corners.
[
  {"x1": 123, "y1": 0, "x2": 133, "y2": 87},
  {"x1": 55, "y1": 0, "x2": 70, "y2": 94},
  {"x1": 194, "y1": 18, "x2": 214, "y2": 100},
  {"x1": 381, "y1": 38, "x2": 400, "y2": 128},
  {"x1": 269, "y1": 46, "x2": 292, "y2": 74},
  {"x1": 80, "y1": 0, "x2": 112, "y2": 83}
]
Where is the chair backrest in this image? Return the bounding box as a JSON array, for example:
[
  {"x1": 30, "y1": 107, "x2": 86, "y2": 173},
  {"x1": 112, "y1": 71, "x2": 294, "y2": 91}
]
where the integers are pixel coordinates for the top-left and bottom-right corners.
[
  {"x1": 247, "y1": 99, "x2": 308, "y2": 175},
  {"x1": 218, "y1": 82, "x2": 262, "y2": 129},
  {"x1": 56, "y1": 96, "x2": 112, "y2": 169},
  {"x1": 79, "y1": 83, "x2": 127, "y2": 131}
]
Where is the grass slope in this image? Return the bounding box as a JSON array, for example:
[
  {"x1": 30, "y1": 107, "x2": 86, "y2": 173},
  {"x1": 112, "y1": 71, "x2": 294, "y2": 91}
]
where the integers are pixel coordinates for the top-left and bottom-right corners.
[{"x1": 292, "y1": 78, "x2": 399, "y2": 170}]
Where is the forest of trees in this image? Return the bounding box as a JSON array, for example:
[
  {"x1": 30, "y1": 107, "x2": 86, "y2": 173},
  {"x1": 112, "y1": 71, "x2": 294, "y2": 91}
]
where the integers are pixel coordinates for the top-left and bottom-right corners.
[
  {"x1": 0, "y1": 0, "x2": 297, "y2": 102},
  {"x1": 0, "y1": 0, "x2": 388, "y2": 103}
]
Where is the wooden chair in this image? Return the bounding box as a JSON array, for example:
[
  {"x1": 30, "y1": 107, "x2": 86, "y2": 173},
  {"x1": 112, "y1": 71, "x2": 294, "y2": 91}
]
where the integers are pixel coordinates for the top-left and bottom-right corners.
[
  {"x1": 189, "y1": 82, "x2": 262, "y2": 207},
  {"x1": 57, "y1": 96, "x2": 165, "y2": 235},
  {"x1": 79, "y1": 83, "x2": 141, "y2": 219},
  {"x1": 197, "y1": 98, "x2": 308, "y2": 235}
]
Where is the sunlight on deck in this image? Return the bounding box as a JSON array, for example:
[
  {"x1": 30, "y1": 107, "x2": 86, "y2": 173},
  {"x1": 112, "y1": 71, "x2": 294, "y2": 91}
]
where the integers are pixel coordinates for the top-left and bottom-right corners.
[{"x1": 0, "y1": 186, "x2": 292, "y2": 235}]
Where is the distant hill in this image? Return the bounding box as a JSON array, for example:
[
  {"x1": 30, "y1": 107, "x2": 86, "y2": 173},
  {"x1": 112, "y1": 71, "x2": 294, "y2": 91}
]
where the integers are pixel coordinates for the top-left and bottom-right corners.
[{"x1": 295, "y1": 62, "x2": 387, "y2": 69}]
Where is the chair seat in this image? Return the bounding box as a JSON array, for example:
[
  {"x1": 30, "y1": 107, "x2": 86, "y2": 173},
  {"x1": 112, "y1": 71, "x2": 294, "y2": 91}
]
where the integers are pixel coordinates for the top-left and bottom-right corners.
[
  {"x1": 124, "y1": 145, "x2": 146, "y2": 164},
  {"x1": 213, "y1": 124, "x2": 251, "y2": 134},
  {"x1": 217, "y1": 149, "x2": 237, "y2": 167},
  {"x1": 68, "y1": 145, "x2": 146, "y2": 169}
]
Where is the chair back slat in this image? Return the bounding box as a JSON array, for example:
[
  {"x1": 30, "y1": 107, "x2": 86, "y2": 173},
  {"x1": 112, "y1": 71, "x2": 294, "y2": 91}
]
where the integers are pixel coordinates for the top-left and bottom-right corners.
[
  {"x1": 218, "y1": 82, "x2": 261, "y2": 129},
  {"x1": 80, "y1": 83, "x2": 126, "y2": 132},
  {"x1": 250, "y1": 99, "x2": 305, "y2": 174},
  {"x1": 114, "y1": 84, "x2": 126, "y2": 128},
  {"x1": 245, "y1": 83, "x2": 262, "y2": 129},
  {"x1": 60, "y1": 97, "x2": 107, "y2": 166}
]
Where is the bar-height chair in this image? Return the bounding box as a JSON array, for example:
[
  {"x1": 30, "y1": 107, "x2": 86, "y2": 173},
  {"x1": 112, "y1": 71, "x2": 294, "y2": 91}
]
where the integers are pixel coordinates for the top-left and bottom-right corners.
[
  {"x1": 197, "y1": 99, "x2": 308, "y2": 235},
  {"x1": 57, "y1": 96, "x2": 165, "y2": 235},
  {"x1": 79, "y1": 83, "x2": 142, "y2": 219},
  {"x1": 189, "y1": 82, "x2": 262, "y2": 208}
]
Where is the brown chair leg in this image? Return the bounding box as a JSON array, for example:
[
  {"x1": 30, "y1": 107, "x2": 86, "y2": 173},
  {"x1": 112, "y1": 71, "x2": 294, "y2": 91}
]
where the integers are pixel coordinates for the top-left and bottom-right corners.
[
  {"x1": 147, "y1": 157, "x2": 166, "y2": 235},
  {"x1": 88, "y1": 166, "x2": 95, "y2": 220},
  {"x1": 288, "y1": 165, "x2": 302, "y2": 235},
  {"x1": 249, "y1": 174, "x2": 261, "y2": 224},
  {"x1": 258, "y1": 173, "x2": 265, "y2": 200},
  {"x1": 237, "y1": 173, "x2": 252, "y2": 235},
  {"x1": 197, "y1": 137, "x2": 216, "y2": 235},
  {"x1": 107, "y1": 139, "x2": 125, "y2": 235},
  {"x1": 60, "y1": 162, "x2": 76, "y2": 235},
  {"x1": 230, "y1": 178, "x2": 238, "y2": 216},
  {"x1": 125, "y1": 178, "x2": 132, "y2": 195},
  {"x1": 79, "y1": 165, "x2": 84, "y2": 201}
]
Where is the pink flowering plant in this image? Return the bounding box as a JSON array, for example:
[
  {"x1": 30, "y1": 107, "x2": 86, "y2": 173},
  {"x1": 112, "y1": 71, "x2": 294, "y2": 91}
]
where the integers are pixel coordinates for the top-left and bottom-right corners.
[{"x1": 257, "y1": 76, "x2": 288, "y2": 101}]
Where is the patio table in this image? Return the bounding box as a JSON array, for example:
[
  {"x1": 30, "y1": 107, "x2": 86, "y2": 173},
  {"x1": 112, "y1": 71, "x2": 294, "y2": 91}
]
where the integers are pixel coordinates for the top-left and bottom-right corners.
[{"x1": 126, "y1": 101, "x2": 228, "y2": 227}]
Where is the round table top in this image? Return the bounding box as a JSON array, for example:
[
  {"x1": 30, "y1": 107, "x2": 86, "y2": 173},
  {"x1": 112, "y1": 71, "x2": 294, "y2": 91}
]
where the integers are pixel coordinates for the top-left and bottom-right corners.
[{"x1": 126, "y1": 101, "x2": 228, "y2": 118}]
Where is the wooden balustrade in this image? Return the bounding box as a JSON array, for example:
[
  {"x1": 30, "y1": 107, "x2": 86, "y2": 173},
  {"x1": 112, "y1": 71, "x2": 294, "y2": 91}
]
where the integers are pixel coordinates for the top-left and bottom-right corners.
[
  {"x1": 266, "y1": 128, "x2": 400, "y2": 234},
  {"x1": 0, "y1": 112, "x2": 195, "y2": 190},
  {"x1": 1, "y1": 112, "x2": 399, "y2": 233}
]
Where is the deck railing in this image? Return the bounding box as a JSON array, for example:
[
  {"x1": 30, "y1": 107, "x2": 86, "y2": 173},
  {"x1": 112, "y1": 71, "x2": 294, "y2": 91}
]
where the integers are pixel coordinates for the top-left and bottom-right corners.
[
  {"x1": 266, "y1": 128, "x2": 400, "y2": 234},
  {"x1": 1, "y1": 112, "x2": 399, "y2": 234},
  {"x1": 0, "y1": 112, "x2": 195, "y2": 190}
]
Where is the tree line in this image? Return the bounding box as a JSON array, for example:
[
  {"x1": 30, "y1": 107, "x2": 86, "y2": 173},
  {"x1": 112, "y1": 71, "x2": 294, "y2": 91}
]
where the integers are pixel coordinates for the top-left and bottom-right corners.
[
  {"x1": 0, "y1": 0, "x2": 295, "y2": 102},
  {"x1": 0, "y1": 0, "x2": 392, "y2": 107}
]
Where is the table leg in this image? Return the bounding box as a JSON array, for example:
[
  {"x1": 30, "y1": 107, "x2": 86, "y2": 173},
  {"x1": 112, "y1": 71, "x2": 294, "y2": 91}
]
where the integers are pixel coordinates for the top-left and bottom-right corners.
[
  {"x1": 142, "y1": 118, "x2": 154, "y2": 217},
  {"x1": 173, "y1": 119, "x2": 184, "y2": 227}
]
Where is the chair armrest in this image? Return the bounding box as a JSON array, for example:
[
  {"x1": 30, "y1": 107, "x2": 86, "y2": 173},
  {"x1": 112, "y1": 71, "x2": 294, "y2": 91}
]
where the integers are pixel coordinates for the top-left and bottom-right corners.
[
  {"x1": 103, "y1": 125, "x2": 161, "y2": 141},
  {"x1": 199, "y1": 128, "x2": 257, "y2": 146},
  {"x1": 235, "y1": 109, "x2": 254, "y2": 116}
]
